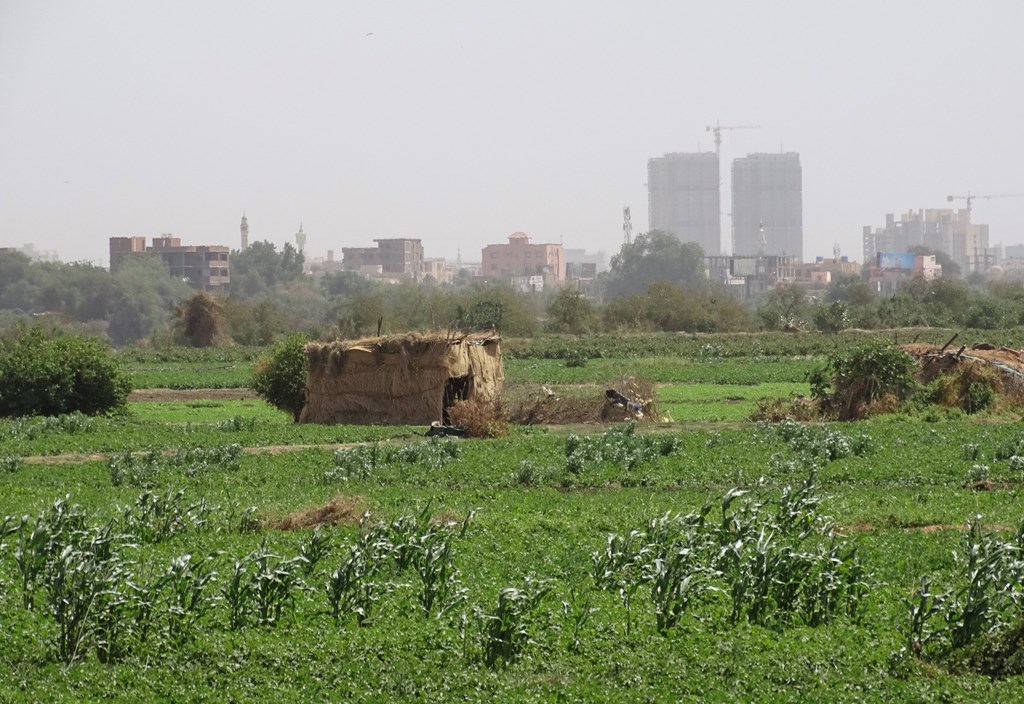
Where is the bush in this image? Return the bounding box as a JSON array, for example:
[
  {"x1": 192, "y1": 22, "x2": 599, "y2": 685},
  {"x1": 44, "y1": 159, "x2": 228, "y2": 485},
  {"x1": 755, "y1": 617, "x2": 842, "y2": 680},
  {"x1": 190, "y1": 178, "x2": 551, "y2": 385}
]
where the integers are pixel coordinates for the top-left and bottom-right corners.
[
  {"x1": 0, "y1": 326, "x2": 131, "y2": 417},
  {"x1": 808, "y1": 341, "x2": 918, "y2": 420},
  {"x1": 249, "y1": 334, "x2": 309, "y2": 421},
  {"x1": 447, "y1": 398, "x2": 508, "y2": 438}
]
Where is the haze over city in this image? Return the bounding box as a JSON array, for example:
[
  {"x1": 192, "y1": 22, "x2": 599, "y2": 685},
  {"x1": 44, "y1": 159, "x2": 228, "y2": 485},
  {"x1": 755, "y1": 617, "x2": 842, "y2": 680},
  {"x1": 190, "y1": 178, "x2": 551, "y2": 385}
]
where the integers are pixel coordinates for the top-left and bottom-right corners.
[{"x1": 1, "y1": 0, "x2": 1022, "y2": 267}]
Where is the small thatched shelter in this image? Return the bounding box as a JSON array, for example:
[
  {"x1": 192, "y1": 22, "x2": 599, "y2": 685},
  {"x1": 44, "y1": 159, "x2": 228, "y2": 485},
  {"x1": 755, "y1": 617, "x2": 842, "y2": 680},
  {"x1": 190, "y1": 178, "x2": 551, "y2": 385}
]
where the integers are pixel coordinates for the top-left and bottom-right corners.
[{"x1": 299, "y1": 332, "x2": 504, "y2": 425}]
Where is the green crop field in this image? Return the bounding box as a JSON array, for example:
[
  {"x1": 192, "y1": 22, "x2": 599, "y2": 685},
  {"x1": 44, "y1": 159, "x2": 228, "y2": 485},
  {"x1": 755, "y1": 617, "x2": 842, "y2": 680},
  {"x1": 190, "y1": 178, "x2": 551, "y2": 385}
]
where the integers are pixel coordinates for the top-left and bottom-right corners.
[{"x1": 2, "y1": 342, "x2": 1024, "y2": 701}]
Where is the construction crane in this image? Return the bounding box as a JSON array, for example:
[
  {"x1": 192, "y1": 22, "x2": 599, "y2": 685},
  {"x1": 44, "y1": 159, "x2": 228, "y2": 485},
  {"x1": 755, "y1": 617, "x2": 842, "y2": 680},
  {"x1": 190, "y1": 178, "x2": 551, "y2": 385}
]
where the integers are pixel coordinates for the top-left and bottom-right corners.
[
  {"x1": 706, "y1": 121, "x2": 760, "y2": 254},
  {"x1": 946, "y1": 192, "x2": 1024, "y2": 274},
  {"x1": 942, "y1": 191, "x2": 1024, "y2": 218},
  {"x1": 705, "y1": 121, "x2": 760, "y2": 159}
]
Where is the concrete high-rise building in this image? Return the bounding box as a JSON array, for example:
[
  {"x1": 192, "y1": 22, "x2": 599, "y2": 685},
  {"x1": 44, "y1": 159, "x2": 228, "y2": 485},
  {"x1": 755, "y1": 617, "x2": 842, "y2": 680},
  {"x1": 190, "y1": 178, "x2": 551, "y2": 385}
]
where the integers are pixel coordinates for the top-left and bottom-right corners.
[
  {"x1": 862, "y1": 209, "x2": 988, "y2": 275},
  {"x1": 647, "y1": 152, "x2": 721, "y2": 254},
  {"x1": 731, "y1": 153, "x2": 803, "y2": 259}
]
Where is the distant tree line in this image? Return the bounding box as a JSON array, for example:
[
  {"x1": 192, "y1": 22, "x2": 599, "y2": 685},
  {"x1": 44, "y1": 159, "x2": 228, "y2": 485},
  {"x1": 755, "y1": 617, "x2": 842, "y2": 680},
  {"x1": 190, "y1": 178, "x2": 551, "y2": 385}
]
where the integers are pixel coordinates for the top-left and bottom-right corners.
[{"x1": 1, "y1": 232, "x2": 1021, "y2": 348}]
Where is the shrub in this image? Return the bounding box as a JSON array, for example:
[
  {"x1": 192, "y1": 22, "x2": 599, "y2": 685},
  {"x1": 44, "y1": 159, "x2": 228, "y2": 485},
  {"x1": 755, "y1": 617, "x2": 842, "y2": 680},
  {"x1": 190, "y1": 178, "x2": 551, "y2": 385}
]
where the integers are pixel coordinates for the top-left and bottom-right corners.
[
  {"x1": 930, "y1": 364, "x2": 999, "y2": 414},
  {"x1": 0, "y1": 326, "x2": 131, "y2": 417},
  {"x1": 808, "y1": 341, "x2": 917, "y2": 420},
  {"x1": 249, "y1": 333, "x2": 309, "y2": 421},
  {"x1": 447, "y1": 398, "x2": 508, "y2": 438}
]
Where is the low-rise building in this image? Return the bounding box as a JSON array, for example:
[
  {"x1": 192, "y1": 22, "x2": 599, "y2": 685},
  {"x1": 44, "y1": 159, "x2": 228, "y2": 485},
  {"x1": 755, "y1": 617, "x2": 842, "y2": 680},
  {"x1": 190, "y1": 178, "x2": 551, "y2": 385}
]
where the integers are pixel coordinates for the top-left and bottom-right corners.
[
  {"x1": 341, "y1": 238, "x2": 424, "y2": 281},
  {"x1": 867, "y1": 252, "x2": 941, "y2": 294},
  {"x1": 481, "y1": 232, "x2": 565, "y2": 288},
  {"x1": 109, "y1": 235, "x2": 230, "y2": 290},
  {"x1": 704, "y1": 254, "x2": 800, "y2": 299}
]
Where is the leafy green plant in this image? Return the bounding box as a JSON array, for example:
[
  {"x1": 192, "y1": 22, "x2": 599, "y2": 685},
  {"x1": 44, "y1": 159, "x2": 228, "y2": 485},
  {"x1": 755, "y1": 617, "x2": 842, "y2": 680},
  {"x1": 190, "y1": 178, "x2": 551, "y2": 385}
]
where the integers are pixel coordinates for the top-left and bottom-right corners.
[
  {"x1": 566, "y1": 424, "x2": 680, "y2": 474},
  {"x1": 0, "y1": 454, "x2": 24, "y2": 473},
  {"x1": 108, "y1": 450, "x2": 163, "y2": 488}
]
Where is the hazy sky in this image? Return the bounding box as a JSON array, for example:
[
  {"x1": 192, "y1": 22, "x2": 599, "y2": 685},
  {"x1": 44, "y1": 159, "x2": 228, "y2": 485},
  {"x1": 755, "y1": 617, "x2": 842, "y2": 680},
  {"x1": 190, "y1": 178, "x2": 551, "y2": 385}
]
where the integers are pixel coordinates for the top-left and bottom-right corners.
[{"x1": 2, "y1": 1, "x2": 1022, "y2": 267}]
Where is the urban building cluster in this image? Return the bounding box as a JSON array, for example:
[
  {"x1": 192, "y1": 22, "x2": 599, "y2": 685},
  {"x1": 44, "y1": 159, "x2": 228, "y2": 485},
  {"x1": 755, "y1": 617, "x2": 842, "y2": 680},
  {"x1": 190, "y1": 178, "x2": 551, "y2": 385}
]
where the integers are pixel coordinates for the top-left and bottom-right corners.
[
  {"x1": 102, "y1": 218, "x2": 605, "y2": 295},
  {"x1": 646, "y1": 135, "x2": 1019, "y2": 297},
  {"x1": 647, "y1": 149, "x2": 811, "y2": 298},
  {"x1": 7, "y1": 135, "x2": 1017, "y2": 299}
]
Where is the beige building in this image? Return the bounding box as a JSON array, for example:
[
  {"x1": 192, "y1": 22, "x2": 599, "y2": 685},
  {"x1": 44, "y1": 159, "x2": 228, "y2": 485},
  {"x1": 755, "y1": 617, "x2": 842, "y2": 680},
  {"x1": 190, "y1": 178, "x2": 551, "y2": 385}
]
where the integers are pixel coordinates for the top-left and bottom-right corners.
[
  {"x1": 704, "y1": 254, "x2": 800, "y2": 300},
  {"x1": 109, "y1": 236, "x2": 230, "y2": 290},
  {"x1": 341, "y1": 238, "x2": 424, "y2": 280},
  {"x1": 481, "y1": 232, "x2": 565, "y2": 288}
]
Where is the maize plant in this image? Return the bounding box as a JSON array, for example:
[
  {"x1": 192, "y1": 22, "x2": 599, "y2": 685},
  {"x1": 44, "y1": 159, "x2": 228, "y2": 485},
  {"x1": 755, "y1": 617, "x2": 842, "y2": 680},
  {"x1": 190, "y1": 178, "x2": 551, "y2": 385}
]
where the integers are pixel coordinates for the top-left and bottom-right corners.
[
  {"x1": 155, "y1": 553, "x2": 220, "y2": 645},
  {"x1": 223, "y1": 557, "x2": 255, "y2": 630},
  {"x1": 325, "y1": 540, "x2": 388, "y2": 626},
  {"x1": 561, "y1": 581, "x2": 598, "y2": 654},
  {"x1": 414, "y1": 529, "x2": 467, "y2": 618},
  {"x1": 12, "y1": 497, "x2": 89, "y2": 609},
  {"x1": 248, "y1": 544, "x2": 308, "y2": 627},
  {"x1": 475, "y1": 576, "x2": 553, "y2": 667},
  {"x1": 43, "y1": 524, "x2": 130, "y2": 665},
  {"x1": 591, "y1": 530, "x2": 648, "y2": 636},
  {"x1": 947, "y1": 516, "x2": 1023, "y2": 649},
  {"x1": 298, "y1": 526, "x2": 332, "y2": 577},
  {"x1": 118, "y1": 490, "x2": 214, "y2": 543}
]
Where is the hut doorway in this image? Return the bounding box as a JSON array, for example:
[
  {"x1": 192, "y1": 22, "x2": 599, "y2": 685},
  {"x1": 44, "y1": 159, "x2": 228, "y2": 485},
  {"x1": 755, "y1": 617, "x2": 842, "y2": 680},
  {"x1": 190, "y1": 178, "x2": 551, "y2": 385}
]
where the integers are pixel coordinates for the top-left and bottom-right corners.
[{"x1": 442, "y1": 376, "x2": 471, "y2": 423}]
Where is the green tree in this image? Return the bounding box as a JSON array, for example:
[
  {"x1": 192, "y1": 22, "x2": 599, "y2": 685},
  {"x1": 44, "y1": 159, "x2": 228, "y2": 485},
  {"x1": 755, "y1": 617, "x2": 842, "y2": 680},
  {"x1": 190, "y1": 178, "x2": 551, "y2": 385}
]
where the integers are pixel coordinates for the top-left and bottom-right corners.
[
  {"x1": 757, "y1": 284, "x2": 811, "y2": 330},
  {"x1": 107, "y1": 256, "x2": 192, "y2": 346},
  {"x1": 230, "y1": 241, "x2": 306, "y2": 297},
  {"x1": 545, "y1": 288, "x2": 595, "y2": 334},
  {"x1": 223, "y1": 297, "x2": 285, "y2": 346},
  {"x1": 812, "y1": 301, "x2": 850, "y2": 333},
  {"x1": 453, "y1": 284, "x2": 538, "y2": 336},
  {"x1": 602, "y1": 230, "x2": 706, "y2": 298}
]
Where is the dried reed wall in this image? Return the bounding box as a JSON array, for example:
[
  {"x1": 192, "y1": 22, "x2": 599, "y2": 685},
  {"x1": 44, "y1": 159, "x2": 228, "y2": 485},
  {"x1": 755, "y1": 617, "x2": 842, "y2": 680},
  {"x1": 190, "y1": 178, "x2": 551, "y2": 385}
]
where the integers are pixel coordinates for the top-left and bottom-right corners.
[{"x1": 299, "y1": 333, "x2": 503, "y2": 425}]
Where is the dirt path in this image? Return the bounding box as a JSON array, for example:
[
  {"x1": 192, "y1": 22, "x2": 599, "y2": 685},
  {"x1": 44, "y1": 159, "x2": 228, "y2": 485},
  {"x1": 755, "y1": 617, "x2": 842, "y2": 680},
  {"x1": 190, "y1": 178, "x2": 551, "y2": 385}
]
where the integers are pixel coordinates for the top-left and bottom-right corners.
[{"x1": 129, "y1": 388, "x2": 259, "y2": 402}]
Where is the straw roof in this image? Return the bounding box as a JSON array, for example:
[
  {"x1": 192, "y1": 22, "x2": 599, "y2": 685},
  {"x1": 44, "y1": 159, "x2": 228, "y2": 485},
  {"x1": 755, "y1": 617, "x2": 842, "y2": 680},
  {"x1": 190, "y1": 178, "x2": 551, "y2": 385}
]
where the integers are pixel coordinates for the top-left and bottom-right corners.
[{"x1": 299, "y1": 331, "x2": 503, "y2": 425}]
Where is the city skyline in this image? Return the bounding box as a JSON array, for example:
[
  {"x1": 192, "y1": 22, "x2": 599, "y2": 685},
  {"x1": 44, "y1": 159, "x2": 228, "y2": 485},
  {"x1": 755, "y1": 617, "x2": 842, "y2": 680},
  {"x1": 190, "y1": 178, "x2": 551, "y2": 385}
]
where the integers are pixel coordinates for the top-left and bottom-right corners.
[{"x1": 2, "y1": 2, "x2": 1022, "y2": 267}]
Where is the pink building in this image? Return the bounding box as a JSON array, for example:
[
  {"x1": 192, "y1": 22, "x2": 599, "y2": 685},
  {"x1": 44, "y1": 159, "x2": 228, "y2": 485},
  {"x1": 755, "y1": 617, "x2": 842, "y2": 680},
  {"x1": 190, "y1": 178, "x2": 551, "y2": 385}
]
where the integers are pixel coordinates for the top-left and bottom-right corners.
[{"x1": 481, "y1": 232, "x2": 565, "y2": 288}]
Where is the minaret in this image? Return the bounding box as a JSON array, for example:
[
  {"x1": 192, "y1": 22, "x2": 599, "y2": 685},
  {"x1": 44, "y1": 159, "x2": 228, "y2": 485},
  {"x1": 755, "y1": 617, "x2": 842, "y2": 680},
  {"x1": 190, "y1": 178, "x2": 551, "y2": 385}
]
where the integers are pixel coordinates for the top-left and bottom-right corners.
[
  {"x1": 295, "y1": 222, "x2": 306, "y2": 253},
  {"x1": 240, "y1": 213, "x2": 249, "y2": 249}
]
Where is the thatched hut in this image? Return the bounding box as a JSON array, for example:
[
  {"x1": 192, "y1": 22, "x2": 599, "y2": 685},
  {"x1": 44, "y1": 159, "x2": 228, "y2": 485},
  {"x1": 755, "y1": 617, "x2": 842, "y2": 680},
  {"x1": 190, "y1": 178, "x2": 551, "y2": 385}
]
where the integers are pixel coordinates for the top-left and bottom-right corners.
[{"x1": 298, "y1": 332, "x2": 504, "y2": 425}]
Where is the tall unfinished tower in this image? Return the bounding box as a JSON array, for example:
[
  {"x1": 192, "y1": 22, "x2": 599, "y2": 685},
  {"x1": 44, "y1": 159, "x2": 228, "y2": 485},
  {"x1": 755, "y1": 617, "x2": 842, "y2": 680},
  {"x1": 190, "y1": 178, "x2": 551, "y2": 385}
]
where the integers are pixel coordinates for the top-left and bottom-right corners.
[{"x1": 647, "y1": 152, "x2": 721, "y2": 254}]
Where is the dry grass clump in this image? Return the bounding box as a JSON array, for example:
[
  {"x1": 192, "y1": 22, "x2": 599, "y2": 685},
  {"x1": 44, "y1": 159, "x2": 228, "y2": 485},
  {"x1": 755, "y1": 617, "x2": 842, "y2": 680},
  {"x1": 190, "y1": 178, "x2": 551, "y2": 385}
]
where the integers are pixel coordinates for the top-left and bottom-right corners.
[
  {"x1": 508, "y1": 376, "x2": 658, "y2": 425},
  {"x1": 268, "y1": 493, "x2": 366, "y2": 531},
  {"x1": 511, "y1": 395, "x2": 603, "y2": 424},
  {"x1": 749, "y1": 396, "x2": 818, "y2": 422},
  {"x1": 447, "y1": 398, "x2": 509, "y2": 438},
  {"x1": 931, "y1": 363, "x2": 998, "y2": 411}
]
